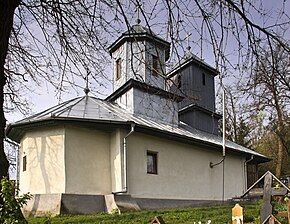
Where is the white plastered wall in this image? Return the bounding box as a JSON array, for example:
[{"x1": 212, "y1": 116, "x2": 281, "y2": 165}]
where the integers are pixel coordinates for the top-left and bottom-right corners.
[
  {"x1": 64, "y1": 125, "x2": 111, "y2": 194},
  {"x1": 144, "y1": 41, "x2": 166, "y2": 89},
  {"x1": 19, "y1": 126, "x2": 65, "y2": 195},
  {"x1": 133, "y1": 88, "x2": 179, "y2": 125},
  {"x1": 125, "y1": 132, "x2": 246, "y2": 200},
  {"x1": 110, "y1": 129, "x2": 123, "y2": 193},
  {"x1": 112, "y1": 41, "x2": 146, "y2": 91}
]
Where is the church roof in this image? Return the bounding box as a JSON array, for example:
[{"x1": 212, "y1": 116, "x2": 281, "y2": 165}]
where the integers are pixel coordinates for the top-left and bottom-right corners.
[
  {"x1": 106, "y1": 79, "x2": 183, "y2": 102},
  {"x1": 167, "y1": 50, "x2": 219, "y2": 78},
  {"x1": 6, "y1": 96, "x2": 269, "y2": 163},
  {"x1": 108, "y1": 23, "x2": 170, "y2": 61}
]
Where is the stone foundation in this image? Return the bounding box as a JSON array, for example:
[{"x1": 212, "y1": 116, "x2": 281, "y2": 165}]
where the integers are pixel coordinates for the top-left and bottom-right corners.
[{"x1": 23, "y1": 193, "x2": 228, "y2": 217}]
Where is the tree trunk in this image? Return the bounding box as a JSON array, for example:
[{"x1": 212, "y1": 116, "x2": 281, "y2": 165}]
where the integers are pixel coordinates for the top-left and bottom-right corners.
[
  {"x1": 0, "y1": 0, "x2": 20, "y2": 179},
  {"x1": 275, "y1": 138, "x2": 284, "y2": 178},
  {"x1": 273, "y1": 95, "x2": 285, "y2": 179},
  {"x1": 0, "y1": 1, "x2": 27, "y2": 222},
  {"x1": 0, "y1": 0, "x2": 20, "y2": 194}
]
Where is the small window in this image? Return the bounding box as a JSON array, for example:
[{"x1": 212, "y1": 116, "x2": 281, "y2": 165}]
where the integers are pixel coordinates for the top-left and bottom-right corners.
[
  {"x1": 202, "y1": 73, "x2": 206, "y2": 86},
  {"x1": 177, "y1": 75, "x2": 182, "y2": 89},
  {"x1": 152, "y1": 55, "x2": 159, "y2": 76},
  {"x1": 116, "y1": 58, "x2": 121, "y2": 80},
  {"x1": 147, "y1": 151, "x2": 158, "y2": 174},
  {"x1": 23, "y1": 155, "x2": 27, "y2": 172}
]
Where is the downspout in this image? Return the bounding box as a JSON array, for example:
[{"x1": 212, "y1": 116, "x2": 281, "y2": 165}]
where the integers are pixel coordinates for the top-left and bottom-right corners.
[
  {"x1": 113, "y1": 122, "x2": 135, "y2": 194},
  {"x1": 209, "y1": 82, "x2": 226, "y2": 201},
  {"x1": 16, "y1": 143, "x2": 20, "y2": 194},
  {"x1": 244, "y1": 155, "x2": 254, "y2": 192}
]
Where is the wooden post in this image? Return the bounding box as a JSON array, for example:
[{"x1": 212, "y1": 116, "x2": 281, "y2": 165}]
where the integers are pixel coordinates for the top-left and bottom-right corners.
[
  {"x1": 260, "y1": 172, "x2": 273, "y2": 223},
  {"x1": 268, "y1": 216, "x2": 275, "y2": 224},
  {"x1": 151, "y1": 216, "x2": 165, "y2": 224},
  {"x1": 286, "y1": 199, "x2": 290, "y2": 224},
  {"x1": 232, "y1": 203, "x2": 243, "y2": 224}
]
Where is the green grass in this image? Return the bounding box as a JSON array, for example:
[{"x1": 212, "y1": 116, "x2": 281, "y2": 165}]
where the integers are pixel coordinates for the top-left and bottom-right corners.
[{"x1": 27, "y1": 203, "x2": 263, "y2": 224}]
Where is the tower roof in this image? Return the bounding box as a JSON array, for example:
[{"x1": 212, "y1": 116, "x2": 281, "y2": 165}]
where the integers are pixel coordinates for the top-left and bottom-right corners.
[
  {"x1": 167, "y1": 51, "x2": 219, "y2": 78},
  {"x1": 108, "y1": 23, "x2": 170, "y2": 61}
]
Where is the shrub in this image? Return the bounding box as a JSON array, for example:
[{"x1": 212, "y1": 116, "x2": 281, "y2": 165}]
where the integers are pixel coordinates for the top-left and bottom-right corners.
[{"x1": 0, "y1": 177, "x2": 32, "y2": 224}]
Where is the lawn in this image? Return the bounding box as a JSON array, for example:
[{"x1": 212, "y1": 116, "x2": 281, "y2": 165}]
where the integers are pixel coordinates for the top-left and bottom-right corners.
[{"x1": 27, "y1": 203, "x2": 263, "y2": 224}]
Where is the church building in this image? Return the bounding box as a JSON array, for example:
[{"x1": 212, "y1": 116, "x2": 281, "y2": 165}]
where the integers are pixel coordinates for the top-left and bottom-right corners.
[{"x1": 6, "y1": 21, "x2": 269, "y2": 216}]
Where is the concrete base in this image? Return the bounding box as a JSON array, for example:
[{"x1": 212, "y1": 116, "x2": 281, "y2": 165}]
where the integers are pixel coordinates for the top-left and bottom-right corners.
[
  {"x1": 114, "y1": 194, "x2": 141, "y2": 212},
  {"x1": 134, "y1": 197, "x2": 228, "y2": 210},
  {"x1": 60, "y1": 194, "x2": 105, "y2": 214},
  {"x1": 23, "y1": 194, "x2": 105, "y2": 217},
  {"x1": 22, "y1": 194, "x2": 62, "y2": 217},
  {"x1": 23, "y1": 193, "x2": 231, "y2": 217}
]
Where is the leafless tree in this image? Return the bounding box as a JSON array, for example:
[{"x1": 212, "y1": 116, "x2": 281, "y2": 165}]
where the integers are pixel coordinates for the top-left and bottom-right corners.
[
  {"x1": 238, "y1": 44, "x2": 290, "y2": 178},
  {"x1": 219, "y1": 86, "x2": 253, "y2": 148}
]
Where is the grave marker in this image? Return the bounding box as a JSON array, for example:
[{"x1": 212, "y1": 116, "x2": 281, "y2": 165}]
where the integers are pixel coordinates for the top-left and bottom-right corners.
[
  {"x1": 260, "y1": 172, "x2": 273, "y2": 223},
  {"x1": 232, "y1": 203, "x2": 243, "y2": 224},
  {"x1": 151, "y1": 216, "x2": 165, "y2": 224},
  {"x1": 286, "y1": 199, "x2": 290, "y2": 224}
]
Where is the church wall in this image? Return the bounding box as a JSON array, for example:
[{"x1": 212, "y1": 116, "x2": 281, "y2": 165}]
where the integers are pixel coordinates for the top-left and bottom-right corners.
[
  {"x1": 133, "y1": 88, "x2": 179, "y2": 125},
  {"x1": 179, "y1": 110, "x2": 219, "y2": 134},
  {"x1": 19, "y1": 126, "x2": 65, "y2": 195},
  {"x1": 112, "y1": 42, "x2": 127, "y2": 91},
  {"x1": 169, "y1": 64, "x2": 216, "y2": 111},
  {"x1": 111, "y1": 40, "x2": 166, "y2": 92},
  {"x1": 64, "y1": 126, "x2": 111, "y2": 195},
  {"x1": 112, "y1": 41, "x2": 146, "y2": 91},
  {"x1": 144, "y1": 41, "x2": 166, "y2": 89},
  {"x1": 126, "y1": 132, "x2": 245, "y2": 200},
  {"x1": 110, "y1": 129, "x2": 123, "y2": 193},
  {"x1": 127, "y1": 41, "x2": 146, "y2": 83},
  {"x1": 114, "y1": 88, "x2": 134, "y2": 113}
]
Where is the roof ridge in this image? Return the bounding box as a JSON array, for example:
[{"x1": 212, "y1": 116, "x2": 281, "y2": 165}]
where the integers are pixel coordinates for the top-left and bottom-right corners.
[{"x1": 52, "y1": 96, "x2": 86, "y2": 117}]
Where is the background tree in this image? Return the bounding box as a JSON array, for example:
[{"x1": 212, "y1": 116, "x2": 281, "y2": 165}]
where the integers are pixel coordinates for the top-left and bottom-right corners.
[
  {"x1": 1, "y1": 0, "x2": 290, "y2": 199},
  {"x1": 221, "y1": 86, "x2": 253, "y2": 148},
  {"x1": 237, "y1": 44, "x2": 290, "y2": 178}
]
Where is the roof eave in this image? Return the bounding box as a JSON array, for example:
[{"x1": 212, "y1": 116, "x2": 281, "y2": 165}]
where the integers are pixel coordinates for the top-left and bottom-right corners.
[
  {"x1": 6, "y1": 116, "x2": 270, "y2": 164},
  {"x1": 108, "y1": 33, "x2": 171, "y2": 61},
  {"x1": 106, "y1": 79, "x2": 184, "y2": 103},
  {"x1": 167, "y1": 57, "x2": 219, "y2": 78}
]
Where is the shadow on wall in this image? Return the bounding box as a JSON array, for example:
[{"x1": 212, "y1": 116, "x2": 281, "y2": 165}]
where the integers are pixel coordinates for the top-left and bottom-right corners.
[
  {"x1": 23, "y1": 131, "x2": 64, "y2": 195},
  {"x1": 27, "y1": 194, "x2": 40, "y2": 217}
]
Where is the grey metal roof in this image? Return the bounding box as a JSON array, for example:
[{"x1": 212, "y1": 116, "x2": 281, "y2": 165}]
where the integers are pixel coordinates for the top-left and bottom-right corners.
[
  {"x1": 167, "y1": 50, "x2": 218, "y2": 78},
  {"x1": 125, "y1": 24, "x2": 157, "y2": 36},
  {"x1": 6, "y1": 96, "x2": 269, "y2": 162}
]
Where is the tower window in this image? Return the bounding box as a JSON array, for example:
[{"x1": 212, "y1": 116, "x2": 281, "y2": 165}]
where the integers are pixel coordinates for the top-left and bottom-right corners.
[
  {"x1": 202, "y1": 73, "x2": 206, "y2": 85},
  {"x1": 152, "y1": 55, "x2": 159, "y2": 76},
  {"x1": 147, "y1": 151, "x2": 158, "y2": 174},
  {"x1": 116, "y1": 58, "x2": 121, "y2": 80},
  {"x1": 23, "y1": 155, "x2": 27, "y2": 172},
  {"x1": 177, "y1": 75, "x2": 182, "y2": 89}
]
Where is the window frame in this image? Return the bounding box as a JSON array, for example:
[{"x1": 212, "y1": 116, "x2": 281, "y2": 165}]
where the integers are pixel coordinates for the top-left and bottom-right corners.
[
  {"x1": 152, "y1": 55, "x2": 159, "y2": 76},
  {"x1": 202, "y1": 73, "x2": 206, "y2": 86},
  {"x1": 116, "y1": 58, "x2": 122, "y2": 80},
  {"x1": 147, "y1": 151, "x2": 158, "y2": 175},
  {"x1": 23, "y1": 155, "x2": 27, "y2": 172}
]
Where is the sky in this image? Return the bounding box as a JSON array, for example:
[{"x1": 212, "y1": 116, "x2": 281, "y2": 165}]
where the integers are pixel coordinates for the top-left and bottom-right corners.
[{"x1": 5, "y1": 0, "x2": 290, "y2": 122}]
